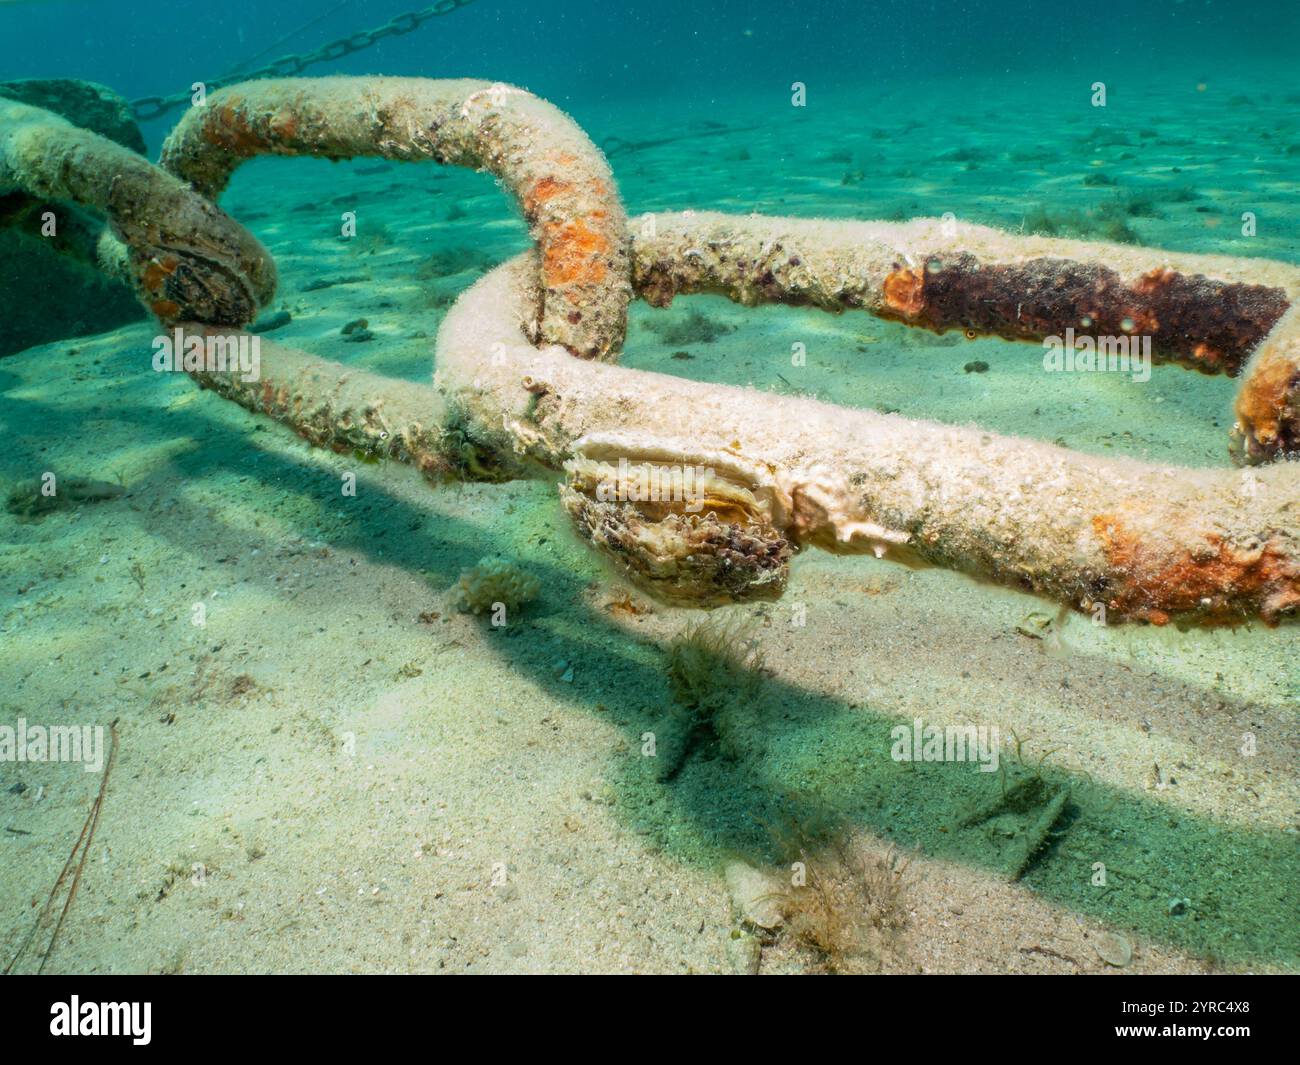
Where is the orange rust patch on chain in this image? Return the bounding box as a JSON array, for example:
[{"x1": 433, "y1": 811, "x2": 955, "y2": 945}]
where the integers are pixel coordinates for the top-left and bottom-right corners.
[
  {"x1": 523, "y1": 176, "x2": 570, "y2": 217},
  {"x1": 1235, "y1": 353, "x2": 1300, "y2": 450},
  {"x1": 254, "y1": 379, "x2": 294, "y2": 416},
  {"x1": 542, "y1": 218, "x2": 610, "y2": 286},
  {"x1": 1193, "y1": 341, "x2": 1227, "y2": 369},
  {"x1": 1092, "y1": 513, "x2": 1299, "y2": 624},
  {"x1": 1133, "y1": 267, "x2": 1176, "y2": 295},
  {"x1": 204, "y1": 105, "x2": 267, "y2": 156},
  {"x1": 268, "y1": 108, "x2": 299, "y2": 140},
  {"x1": 883, "y1": 267, "x2": 925, "y2": 317}
]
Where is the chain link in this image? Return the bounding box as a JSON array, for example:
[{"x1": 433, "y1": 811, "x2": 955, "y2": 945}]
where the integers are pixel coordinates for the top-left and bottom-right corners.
[{"x1": 130, "y1": 0, "x2": 478, "y2": 122}]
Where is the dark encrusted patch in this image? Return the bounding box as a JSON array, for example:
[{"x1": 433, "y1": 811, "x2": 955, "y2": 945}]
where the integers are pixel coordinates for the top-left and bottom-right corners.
[{"x1": 882, "y1": 255, "x2": 1289, "y2": 375}]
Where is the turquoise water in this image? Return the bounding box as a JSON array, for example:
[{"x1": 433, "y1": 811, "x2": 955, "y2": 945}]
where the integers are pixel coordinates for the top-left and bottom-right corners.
[
  {"x1": 3, "y1": 1, "x2": 1299, "y2": 149},
  {"x1": 1, "y1": 1, "x2": 1297, "y2": 974}
]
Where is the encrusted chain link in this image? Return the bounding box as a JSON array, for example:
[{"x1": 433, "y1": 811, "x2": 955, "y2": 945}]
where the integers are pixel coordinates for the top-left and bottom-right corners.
[
  {"x1": 129, "y1": 0, "x2": 477, "y2": 122},
  {"x1": 5, "y1": 72, "x2": 1299, "y2": 622}
]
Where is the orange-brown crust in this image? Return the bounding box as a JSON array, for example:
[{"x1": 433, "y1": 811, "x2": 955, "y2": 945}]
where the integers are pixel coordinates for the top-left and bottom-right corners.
[
  {"x1": 202, "y1": 103, "x2": 267, "y2": 157},
  {"x1": 1235, "y1": 351, "x2": 1299, "y2": 451},
  {"x1": 883, "y1": 267, "x2": 925, "y2": 317},
  {"x1": 542, "y1": 218, "x2": 610, "y2": 286},
  {"x1": 523, "y1": 176, "x2": 570, "y2": 215},
  {"x1": 140, "y1": 255, "x2": 180, "y2": 294},
  {"x1": 1092, "y1": 513, "x2": 1300, "y2": 624}
]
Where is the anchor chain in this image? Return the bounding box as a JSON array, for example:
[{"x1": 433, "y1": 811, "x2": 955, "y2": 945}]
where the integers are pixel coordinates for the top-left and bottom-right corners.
[
  {"x1": 3, "y1": 76, "x2": 1298, "y2": 626},
  {"x1": 128, "y1": 0, "x2": 478, "y2": 122}
]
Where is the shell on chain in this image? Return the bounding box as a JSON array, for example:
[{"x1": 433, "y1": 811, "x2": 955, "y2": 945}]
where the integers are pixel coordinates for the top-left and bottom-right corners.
[{"x1": 559, "y1": 440, "x2": 792, "y2": 606}]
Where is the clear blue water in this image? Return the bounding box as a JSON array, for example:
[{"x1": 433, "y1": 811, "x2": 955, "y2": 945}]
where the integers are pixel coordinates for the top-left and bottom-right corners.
[{"x1": 3, "y1": 1, "x2": 1298, "y2": 139}]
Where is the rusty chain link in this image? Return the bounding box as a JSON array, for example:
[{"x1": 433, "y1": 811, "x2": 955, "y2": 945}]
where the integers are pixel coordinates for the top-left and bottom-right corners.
[
  {"x1": 129, "y1": 0, "x2": 478, "y2": 122},
  {"x1": 3, "y1": 73, "x2": 1299, "y2": 623}
]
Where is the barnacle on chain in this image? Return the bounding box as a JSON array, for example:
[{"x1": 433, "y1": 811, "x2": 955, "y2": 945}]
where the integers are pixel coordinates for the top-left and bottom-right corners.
[{"x1": 559, "y1": 441, "x2": 792, "y2": 606}]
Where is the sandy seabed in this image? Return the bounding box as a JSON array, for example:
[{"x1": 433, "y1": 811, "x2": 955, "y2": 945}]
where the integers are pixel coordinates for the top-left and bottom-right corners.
[{"x1": 1, "y1": 72, "x2": 1296, "y2": 974}]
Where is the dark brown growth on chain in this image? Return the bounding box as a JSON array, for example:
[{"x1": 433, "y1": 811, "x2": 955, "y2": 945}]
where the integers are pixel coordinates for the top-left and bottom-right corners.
[{"x1": 881, "y1": 256, "x2": 1289, "y2": 375}]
